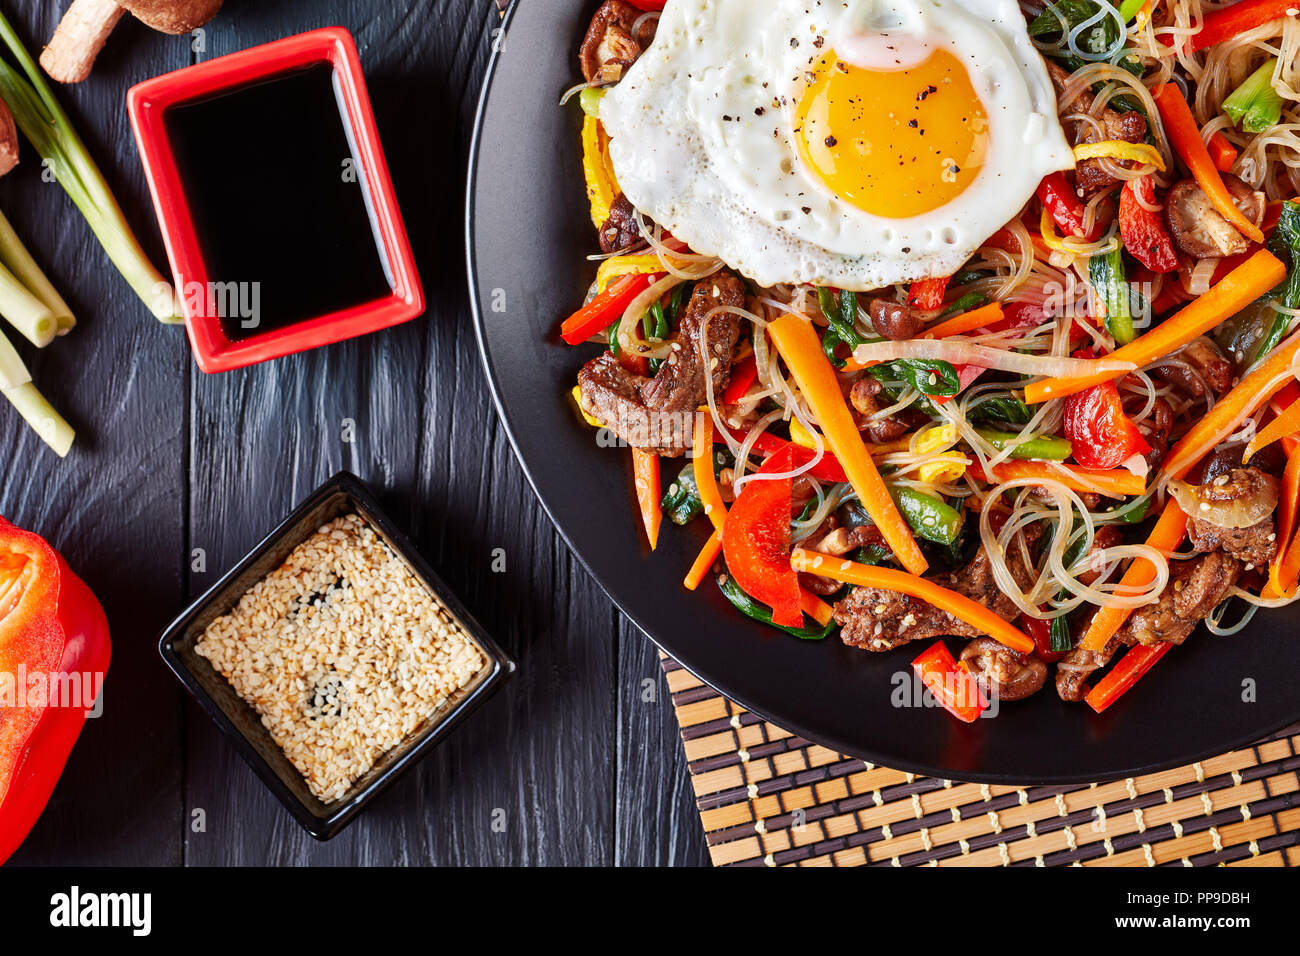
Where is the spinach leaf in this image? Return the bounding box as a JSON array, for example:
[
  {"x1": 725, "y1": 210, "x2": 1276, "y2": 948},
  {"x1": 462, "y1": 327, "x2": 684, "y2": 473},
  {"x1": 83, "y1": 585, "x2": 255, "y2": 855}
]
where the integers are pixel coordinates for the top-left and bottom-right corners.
[
  {"x1": 969, "y1": 395, "x2": 1035, "y2": 427},
  {"x1": 870, "y1": 358, "x2": 961, "y2": 398}
]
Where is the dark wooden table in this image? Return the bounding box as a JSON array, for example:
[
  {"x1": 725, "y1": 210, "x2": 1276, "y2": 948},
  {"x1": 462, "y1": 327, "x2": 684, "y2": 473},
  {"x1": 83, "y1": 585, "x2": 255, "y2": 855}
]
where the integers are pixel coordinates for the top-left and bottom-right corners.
[{"x1": 1, "y1": 0, "x2": 709, "y2": 866}]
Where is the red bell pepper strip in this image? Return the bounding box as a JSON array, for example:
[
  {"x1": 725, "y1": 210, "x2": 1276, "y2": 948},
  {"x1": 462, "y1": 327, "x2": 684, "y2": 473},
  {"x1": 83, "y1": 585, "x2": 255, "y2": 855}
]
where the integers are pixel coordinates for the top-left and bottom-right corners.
[
  {"x1": 1119, "y1": 177, "x2": 1179, "y2": 274},
  {"x1": 929, "y1": 363, "x2": 988, "y2": 406},
  {"x1": 1063, "y1": 351, "x2": 1152, "y2": 470},
  {"x1": 0, "y1": 517, "x2": 110, "y2": 864},
  {"x1": 560, "y1": 271, "x2": 661, "y2": 345},
  {"x1": 721, "y1": 354, "x2": 758, "y2": 405},
  {"x1": 1020, "y1": 613, "x2": 1065, "y2": 664},
  {"x1": 1037, "y1": 172, "x2": 1090, "y2": 239},
  {"x1": 720, "y1": 426, "x2": 850, "y2": 483},
  {"x1": 912, "y1": 641, "x2": 988, "y2": 723},
  {"x1": 1085, "y1": 641, "x2": 1174, "y2": 713},
  {"x1": 722, "y1": 447, "x2": 803, "y2": 627},
  {"x1": 908, "y1": 275, "x2": 951, "y2": 312}
]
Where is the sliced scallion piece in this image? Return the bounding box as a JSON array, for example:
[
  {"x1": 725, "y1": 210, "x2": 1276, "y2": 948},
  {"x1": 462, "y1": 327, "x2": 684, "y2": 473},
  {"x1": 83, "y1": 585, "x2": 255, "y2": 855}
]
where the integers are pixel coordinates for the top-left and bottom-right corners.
[
  {"x1": 0, "y1": 9, "x2": 178, "y2": 323},
  {"x1": 1223, "y1": 59, "x2": 1284, "y2": 135},
  {"x1": 0, "y1": 324, "x2": 73, "y2": 456},
  {"x1": 0, "y1": 208, "x2": 74, "y2": 335}
]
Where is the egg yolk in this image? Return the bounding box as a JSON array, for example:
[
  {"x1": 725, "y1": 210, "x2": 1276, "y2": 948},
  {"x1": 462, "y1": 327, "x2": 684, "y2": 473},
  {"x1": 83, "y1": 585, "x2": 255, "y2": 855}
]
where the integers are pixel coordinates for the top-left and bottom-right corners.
[{"x1": 796, "y1": 49, "x2": 989, "y2": 220}]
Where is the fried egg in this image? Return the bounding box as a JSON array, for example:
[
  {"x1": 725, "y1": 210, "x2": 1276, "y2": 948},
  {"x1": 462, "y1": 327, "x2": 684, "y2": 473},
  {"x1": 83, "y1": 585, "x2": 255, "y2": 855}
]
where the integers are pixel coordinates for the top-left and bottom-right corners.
[{"x1": 599, "y1": 0, "x2": 1074, "y2": 290}]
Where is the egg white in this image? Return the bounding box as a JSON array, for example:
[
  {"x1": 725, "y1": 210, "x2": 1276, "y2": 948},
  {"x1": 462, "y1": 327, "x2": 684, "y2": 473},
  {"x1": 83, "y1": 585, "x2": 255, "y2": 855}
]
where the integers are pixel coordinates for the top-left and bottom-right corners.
[{"x1": 600, "y1": 0, "x2": 1074, "y2": 290}]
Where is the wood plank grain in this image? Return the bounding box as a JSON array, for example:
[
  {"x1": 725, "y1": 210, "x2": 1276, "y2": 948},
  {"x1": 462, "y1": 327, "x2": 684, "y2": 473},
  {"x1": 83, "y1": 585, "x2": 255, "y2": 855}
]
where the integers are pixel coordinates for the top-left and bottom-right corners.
[{"x1": 0, "y1": 3, "x2": 188, "y2": 865}]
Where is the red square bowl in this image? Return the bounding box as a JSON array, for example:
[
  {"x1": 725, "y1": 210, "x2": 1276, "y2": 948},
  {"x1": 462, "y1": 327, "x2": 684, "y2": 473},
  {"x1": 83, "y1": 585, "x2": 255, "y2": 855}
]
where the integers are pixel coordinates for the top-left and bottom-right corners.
[{"x1": 127, "y1": 26, "x2": 423, "y2": 373}]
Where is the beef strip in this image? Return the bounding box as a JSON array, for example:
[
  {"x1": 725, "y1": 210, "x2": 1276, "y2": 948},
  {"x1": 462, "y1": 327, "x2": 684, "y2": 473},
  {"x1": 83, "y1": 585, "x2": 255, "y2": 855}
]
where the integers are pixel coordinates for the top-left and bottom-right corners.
[
  {"x1": 599, "y1": 193, "x2": 644, "y2": 254},
  {"x1": 579, "y1": 1, "x2": 657, "y2": 84},
  {"x1": 577, "y1": 273, "x2": 744, "y2": 456},
  {"x1": 1182, "y1": 467, "x2": 1280, "y2": 566},
  {"x1": 1154, "y1": 338, "x2": 1235, "y2": 400},
  {"x1": 1165, "y1": 176, "x2": 1266, "y2": 259},
  {"x1": 1056, "y1": 626, "x2": 1123, "y2": 702},
  {"x1": 960, "y1": 638, "x2": 1048, "y2": 702},
  {"x1": 1115, "y1": 550, "x2": 1242, "y2": 646},
  {"x1": 849, "y1": 377, "x2": 929, "y2": 443},
  {"x1": 1046, "y1": 61, "x2": 1148, "y2": 199},
  {"x1": 834, "y1": 531, "x2": 1040, "y2": 652}
]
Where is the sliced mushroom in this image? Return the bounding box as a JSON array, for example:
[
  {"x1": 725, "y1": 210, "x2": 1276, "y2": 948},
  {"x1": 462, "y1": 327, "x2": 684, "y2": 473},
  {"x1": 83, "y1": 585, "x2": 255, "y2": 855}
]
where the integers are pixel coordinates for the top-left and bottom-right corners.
[
  {"x1": 960, "y1": 638, "x2": 1047, "y2": 702},
  {"x1": 579, "y1": 1, "x2": 658, "y2": 85},
  {"x1": 1165, "y1": 175, "x2": 1266, "y2": 259},
  {"x1": 41, "y1": 0, "x2": 224, "y2": 84},
  {"x1": 867, "y1": 297, "x2": 924, "y2": 341}
]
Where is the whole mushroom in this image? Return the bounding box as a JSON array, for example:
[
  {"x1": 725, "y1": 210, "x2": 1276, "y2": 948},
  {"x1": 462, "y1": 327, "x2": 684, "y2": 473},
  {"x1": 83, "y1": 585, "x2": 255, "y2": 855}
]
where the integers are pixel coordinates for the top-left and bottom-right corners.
[{"x1": 40, "y1": 0, "x2": 224, "y2": 84}]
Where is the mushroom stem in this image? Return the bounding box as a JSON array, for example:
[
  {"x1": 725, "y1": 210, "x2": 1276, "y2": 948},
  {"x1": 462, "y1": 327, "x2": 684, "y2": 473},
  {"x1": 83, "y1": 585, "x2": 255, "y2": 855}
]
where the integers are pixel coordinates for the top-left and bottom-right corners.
[{"x1": 40, "y1": 0, "x2": 125, "y2": 85}]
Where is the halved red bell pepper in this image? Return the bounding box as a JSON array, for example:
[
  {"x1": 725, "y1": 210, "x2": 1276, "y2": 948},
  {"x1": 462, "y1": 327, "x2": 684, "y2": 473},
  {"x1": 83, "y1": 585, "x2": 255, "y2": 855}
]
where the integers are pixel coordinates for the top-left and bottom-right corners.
[
  {"x1": 1085, "y1": 641, "x2": 1173, "y2": 713},
  {"x1": 1063, "y1": 351, "x2": 1152, "y2": 470},
  {"x1": 560, "y1": 271, "x2": 662, "y2": 345},
  {"x1": 0, "y1": 517, "x2": 110, "y2": 864},
  {"x1": 722, "y1": 446, "x2": 803, "y2": 627},
  {"x1": 1119, "y1": 176, "x2": 1179, "y2": 274},
  {"x1": 908, "y1": 275, "x2": 951, "y2": 312},
  {"x1": 912, "y1": 640, "x2": 988, "y2": 723}
]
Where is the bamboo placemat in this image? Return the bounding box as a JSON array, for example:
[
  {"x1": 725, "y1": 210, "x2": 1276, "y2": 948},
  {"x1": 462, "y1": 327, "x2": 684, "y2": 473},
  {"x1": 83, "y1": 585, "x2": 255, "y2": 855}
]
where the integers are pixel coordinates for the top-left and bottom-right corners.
[{"x1": 660, "y1": 657, "x2": 1300, "y2": 867}]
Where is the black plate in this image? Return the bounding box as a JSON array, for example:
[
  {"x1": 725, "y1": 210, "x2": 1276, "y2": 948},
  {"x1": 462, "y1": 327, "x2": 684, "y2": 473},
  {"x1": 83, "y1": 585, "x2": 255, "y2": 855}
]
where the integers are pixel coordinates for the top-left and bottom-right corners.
[{"x1": 466, "y1": 0, "x2": 1300, "y2": 784}]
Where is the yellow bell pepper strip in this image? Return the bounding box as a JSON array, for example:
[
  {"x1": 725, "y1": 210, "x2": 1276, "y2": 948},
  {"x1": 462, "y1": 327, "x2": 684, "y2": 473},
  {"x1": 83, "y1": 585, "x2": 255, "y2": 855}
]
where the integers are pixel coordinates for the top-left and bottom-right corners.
[
  {"x1": 1244, "y1": 397, "x2": 1300, "y2": 463},
  {"x1": 1160, "y1": 327, "x2": 1300, "y2": 480},
  {"x1": 1025, "y1": 249, "x2": 1286, "y2": 404},
  {"x1": 571, "y1": 385, "x2": 605, "y2": 428},
  {"x1": 769, "y1": 313, "x2": 928, "y2": 574},
  {"x1": 632, "y1": 449, "x2": 662, "y2": 550},
  {"x1": 1078, "y1": 500, "x2": 1188, "y2": 654},
  {"x1": 790, "y1": 549, "x2": 1033, "y2": 653},
  {"x1": 1084, "y1": 641, "x2": 1175, "y2": 714},
  {"x1": 1152, "y1": 84, "x2": 1265, "y2": 245},
  {"x1": 966, "y1": 460, "x2": 1145, "y2": 498},
  {"x1": 911, "y1": 641, "x2": 988, "y2": 723},
  {"x1": 581, "y1": 114, "x2": 616, "y2": 229},
  {"x1": 1072, "y1": 140, "x2": 1166, "y2": 171},
  {"x1": 922, "y1": 302, "x2": 1004, "y2": 340},
  {"x1": 683, "y1": 529, "x2": 723, "y2": 591},
  {"x1": 692, "y1": 409, "x2": 727, "y2": 532}
]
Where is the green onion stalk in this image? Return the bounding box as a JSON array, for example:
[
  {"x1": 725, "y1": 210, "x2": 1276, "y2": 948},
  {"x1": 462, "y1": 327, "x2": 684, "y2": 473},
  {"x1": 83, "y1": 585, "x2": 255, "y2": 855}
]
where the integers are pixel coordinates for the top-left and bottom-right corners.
[
  {"x1": 0, "y1": 322, "x2": 73, "y2": 456},
  {"x1": 0, "y1": 207, "x2": 74, "y2": 345},
  {"x1": 0, "y1": 9, "x2": 179, "y2": 323},
  {"x1": 1223, "y1": 58, "x2": 1284, "y2": 135}
]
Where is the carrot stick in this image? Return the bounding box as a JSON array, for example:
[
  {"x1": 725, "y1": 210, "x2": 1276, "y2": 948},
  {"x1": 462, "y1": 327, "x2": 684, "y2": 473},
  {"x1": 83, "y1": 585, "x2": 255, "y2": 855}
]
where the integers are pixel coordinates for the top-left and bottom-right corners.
[
  {"x1": 769, "y1": 314, "x2": 928, "y2": 574},
  {"x1": 1152, "y1": 84, "x2": 1265, "y2": 245},
  {"x1": 683, "y1": 529, "x2": 723, "y2": 591},
  {"x1": 1161, "y1": 328, "x2": 1300, "y2": 480},
  {"x1": 922, "y1": 302, "x2": 1005, "y2": 340},
  {"x1": 1275, "y1": 450, "x2": 1300, "y2": 561},
  {"x1": 1266, "y1": 517, "x2": 1300, "y2": 598},
  {"x1": 1078, "y1": 500, "x2": 1188, "y2": 653},
  {"x1": 1244, "y1": 398, "x2": 1300, "y2": 463},
  {"x1": 800, "y1": 589, "x2": 835, "y2": 627},
  {"x1": 631, "y1": 449, "x2": 662, "y2": 550},
  {"x1": 1025, "y1": 249, "x2": 1286, "y2": 404},
  {"x1": 790, "y1": 549, "x2": 1032, "y2": 653},
  {"x1": 966, "y1": 460, "x2": 1146, "y2": 498},
  {"x1": 1208, "y1": 131, "x2": 1237, "y2": 173},
  {"x1": 691, "y1": 409, "x2": 727, "y2": 532}
]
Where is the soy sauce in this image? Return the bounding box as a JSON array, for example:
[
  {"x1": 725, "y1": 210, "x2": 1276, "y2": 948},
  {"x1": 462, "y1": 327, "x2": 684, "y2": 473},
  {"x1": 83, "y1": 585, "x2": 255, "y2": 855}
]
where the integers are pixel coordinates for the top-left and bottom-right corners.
[{"x1": 164, "y1": 62, "x2": 393, "y2": 341}]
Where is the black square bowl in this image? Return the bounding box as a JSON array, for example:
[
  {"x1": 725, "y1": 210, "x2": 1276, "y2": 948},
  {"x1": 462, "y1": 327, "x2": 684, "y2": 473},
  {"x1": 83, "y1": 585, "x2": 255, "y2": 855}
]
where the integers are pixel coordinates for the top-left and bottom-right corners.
[{"x1": 158, "y1": 471, "x2": 515, "y2": 839}]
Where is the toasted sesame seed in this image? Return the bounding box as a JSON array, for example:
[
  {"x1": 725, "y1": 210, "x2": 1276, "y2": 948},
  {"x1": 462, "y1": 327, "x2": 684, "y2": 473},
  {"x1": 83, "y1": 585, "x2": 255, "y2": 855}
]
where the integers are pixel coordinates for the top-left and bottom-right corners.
[{"x1": 194, "y1": 514, "x2": 487, "y2": 804}]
